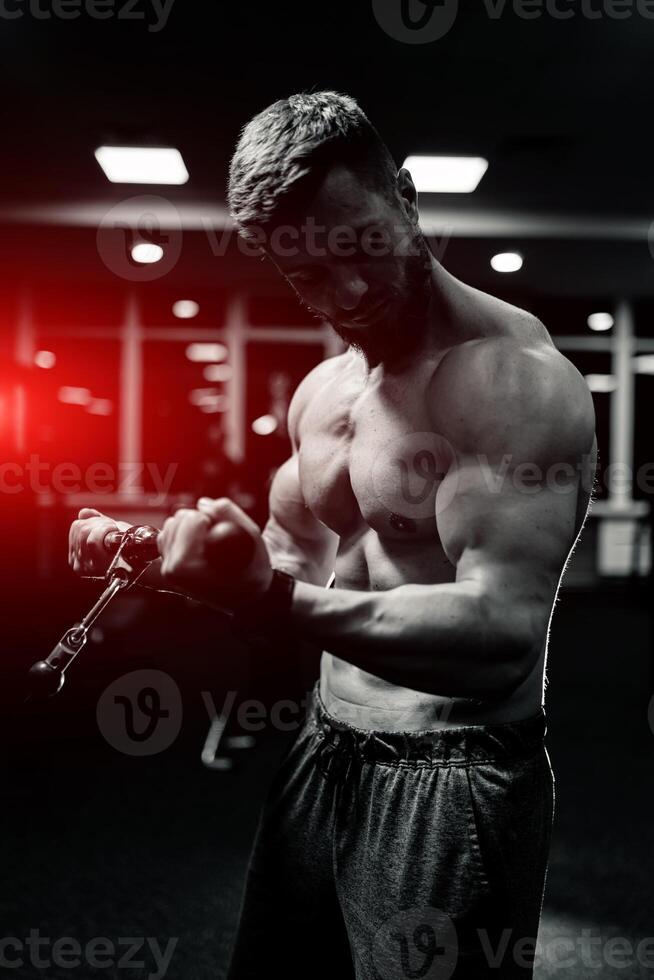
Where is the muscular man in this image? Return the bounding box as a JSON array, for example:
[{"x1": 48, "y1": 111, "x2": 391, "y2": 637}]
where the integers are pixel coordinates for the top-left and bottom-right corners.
[{"x1": 70, "y1": 92, "x2": 596, "y2": 978}]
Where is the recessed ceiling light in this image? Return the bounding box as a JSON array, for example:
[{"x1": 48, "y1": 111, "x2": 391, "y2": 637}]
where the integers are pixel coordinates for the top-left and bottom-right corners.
[
  {"x1": 188, "y1": 389, "x2": 229, "y2": 413},
  {"x1": 490, "y1": 252, "x2": 523, "y2": 273},
  {"x1": 131, "y1": 243, "x2": 164, "y2": 264},
  {"x1": 188, "y1": 388, "x2": 221, "y2": 406},
  {"x1": 585, "y1": 374, "x2": 616, "y2": 393},
  {"x1": 199, "y1": 402, "x2": 229, "y2": 414},
  {"x1": 634, "y1": 355, "x2": 654, "y2": 375},
  {"x1": 34, "y1": 350, "x2": 56, "y2": 369},
  {"x1": 94, "y1": 146, "x2": 189, "y2": 185},
  {"x1": 252, "y1": 414, "x2": 278, "y2": 436},
  {"x1": 173, "y1": 299, "x2": 200, "y2": 319},
  {"x1": 87, "y1": 398, "x2": 113, "y2": 416},
  {"x1": 58, "y1": 386, "x2": 91, "y2": 405},
  {"x1": 402, "y1": 155, "x2": 488, "y2": 193},
  {"x1": 203, "y1": 363, "x2": 233, "y2": 382},
  {"x1": 587, "y1": 312, "x2": 614, "y2": 332},
  {"x1": 186, "y1": 343, "x2": 228, "y2": 363}
]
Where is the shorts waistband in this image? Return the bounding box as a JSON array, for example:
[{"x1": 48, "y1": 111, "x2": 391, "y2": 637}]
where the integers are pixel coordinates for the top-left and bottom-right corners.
[{"x1": 308, "y1": 683, "x2": 547, "y2": 766}]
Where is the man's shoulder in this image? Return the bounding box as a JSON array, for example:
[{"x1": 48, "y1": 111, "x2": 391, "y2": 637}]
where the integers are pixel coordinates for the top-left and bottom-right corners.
[
  {"x1": 438, "y1": 331, "x2": 565, "y2": 386},
  {"x1": 430, "y1": 334, "x2": 596, "y2": 460}
]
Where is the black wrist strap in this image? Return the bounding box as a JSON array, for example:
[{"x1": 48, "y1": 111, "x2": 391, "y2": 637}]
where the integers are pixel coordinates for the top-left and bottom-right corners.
[{"x1": 234, "y1": 569, "x2": 296, "y2": 634}]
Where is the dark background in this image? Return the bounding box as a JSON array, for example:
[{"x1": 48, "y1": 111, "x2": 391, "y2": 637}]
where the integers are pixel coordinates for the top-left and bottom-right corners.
[{"x1": 1, "y1": 3, "x2": 654, "y2": 978}]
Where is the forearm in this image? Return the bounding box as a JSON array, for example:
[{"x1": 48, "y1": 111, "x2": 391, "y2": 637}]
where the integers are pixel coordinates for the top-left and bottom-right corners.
[{"x1": 289, "y1": 580, "x2": 523, "y2": 701}]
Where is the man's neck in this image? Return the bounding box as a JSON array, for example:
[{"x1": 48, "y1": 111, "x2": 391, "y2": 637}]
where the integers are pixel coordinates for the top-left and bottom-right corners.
[{"x1": 359, "y1": 261, "x2": 461, "y2": 376}]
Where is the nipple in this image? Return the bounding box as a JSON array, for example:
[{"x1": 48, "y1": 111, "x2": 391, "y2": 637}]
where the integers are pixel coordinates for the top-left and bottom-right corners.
[{"x1": 389, "y1": 512, "x2": 417, "y2": 533}]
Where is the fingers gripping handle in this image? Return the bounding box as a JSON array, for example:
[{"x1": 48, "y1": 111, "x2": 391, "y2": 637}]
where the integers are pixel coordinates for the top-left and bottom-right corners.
[
  {"x1": 203, "y1": 522, "x2": 257, "y2": 577},
  {"x1": 28, "y1": 522, "x2": 256, "y2": 700},
  {"x1": 104, "y1": 522, "x2": 256, "y2": 575}
]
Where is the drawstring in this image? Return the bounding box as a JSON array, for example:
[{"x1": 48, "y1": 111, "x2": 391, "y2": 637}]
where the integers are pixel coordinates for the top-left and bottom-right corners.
[
  {"x1": 316, "y1": 729, "x2": 368, "y2": 809},
  {"x1": 315, "y1": 725, "x2": 443, "y2": 810},
  {"x1": 317, "y1": 730, "x2": 357, "y2": 783}
]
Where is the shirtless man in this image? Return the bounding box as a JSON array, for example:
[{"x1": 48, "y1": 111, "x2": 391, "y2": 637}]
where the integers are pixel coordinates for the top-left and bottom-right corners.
[{"x1": 70, "y1": 92, "x2": 596, "y2": 978}]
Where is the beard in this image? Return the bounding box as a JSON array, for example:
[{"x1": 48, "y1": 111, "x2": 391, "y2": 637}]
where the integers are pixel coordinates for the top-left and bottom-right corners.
[{"x1": 326, "y1": 232, "x2": 434, "y2": 369}]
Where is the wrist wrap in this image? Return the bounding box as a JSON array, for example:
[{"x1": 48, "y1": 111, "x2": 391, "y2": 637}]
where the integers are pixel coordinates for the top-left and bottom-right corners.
[{"x1": 235, "y1": 569, "x2": 296, "y2": 634}]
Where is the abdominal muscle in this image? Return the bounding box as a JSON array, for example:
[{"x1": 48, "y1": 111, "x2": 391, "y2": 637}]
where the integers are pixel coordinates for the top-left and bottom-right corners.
[{"x1": 318, "y1": 538, "x2": 546, "y2": 733}]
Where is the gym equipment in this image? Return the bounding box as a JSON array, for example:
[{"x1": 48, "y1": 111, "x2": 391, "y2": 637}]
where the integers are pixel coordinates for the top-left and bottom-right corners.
[{"x1": 27, "y1": 522, "x2": 254, "y2": 699}]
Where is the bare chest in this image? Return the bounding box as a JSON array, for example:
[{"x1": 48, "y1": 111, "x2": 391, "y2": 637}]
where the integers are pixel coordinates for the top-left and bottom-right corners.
[{"x1": 297, "y1": 361, "x2": 453, "y2": 545}]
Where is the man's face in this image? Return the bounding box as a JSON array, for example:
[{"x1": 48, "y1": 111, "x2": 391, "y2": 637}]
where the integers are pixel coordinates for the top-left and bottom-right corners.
[{"x1": 269, "y1": 164, "x2": 433, "y2": 367}]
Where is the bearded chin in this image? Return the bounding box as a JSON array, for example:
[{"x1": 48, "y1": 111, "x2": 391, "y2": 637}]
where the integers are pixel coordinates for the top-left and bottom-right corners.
[
  {"x1": 329, "y1": 319, "x2": 408, "y2": 367},
  {"x1": 328, "y1": 238, "x2": 433, "y2": 368}
]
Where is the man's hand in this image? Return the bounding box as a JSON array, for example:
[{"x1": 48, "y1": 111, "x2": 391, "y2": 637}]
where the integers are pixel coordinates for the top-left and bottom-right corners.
[
  {"x1": 69, "y1": 508, "x2": 131, "y2": 578},
  {"x1": 157, "y1": 497, "x2": 273, "y2": 611}
]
